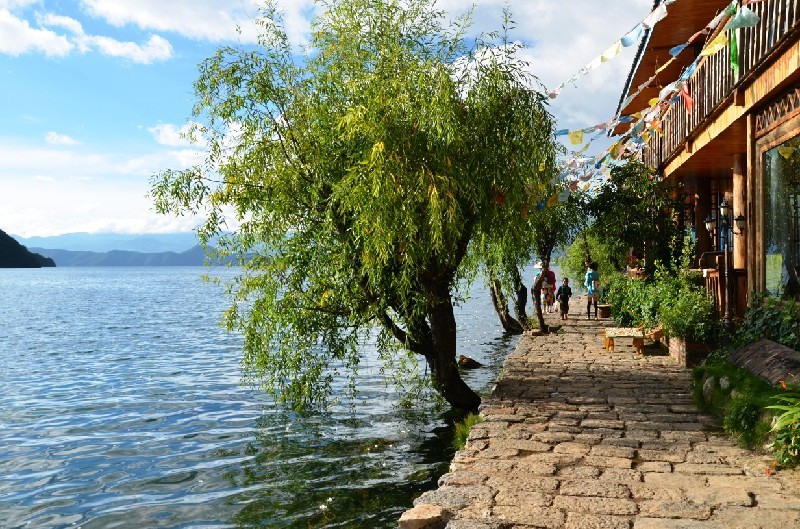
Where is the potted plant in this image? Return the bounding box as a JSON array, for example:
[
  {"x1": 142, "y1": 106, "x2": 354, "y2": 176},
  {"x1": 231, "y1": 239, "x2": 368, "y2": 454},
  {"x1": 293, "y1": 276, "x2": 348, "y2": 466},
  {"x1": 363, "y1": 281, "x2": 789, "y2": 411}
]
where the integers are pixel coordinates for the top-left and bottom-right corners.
[{"x1": 659, "y1": 285, "x2": 717, "y2": 366}]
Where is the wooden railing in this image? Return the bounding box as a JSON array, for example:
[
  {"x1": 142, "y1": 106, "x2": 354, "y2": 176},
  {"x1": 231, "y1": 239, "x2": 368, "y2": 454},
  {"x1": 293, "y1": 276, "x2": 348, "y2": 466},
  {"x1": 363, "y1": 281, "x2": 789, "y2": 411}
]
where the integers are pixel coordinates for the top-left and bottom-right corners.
[{"x1": 642, "y1": 0, "x2": 800, "y2": 169}]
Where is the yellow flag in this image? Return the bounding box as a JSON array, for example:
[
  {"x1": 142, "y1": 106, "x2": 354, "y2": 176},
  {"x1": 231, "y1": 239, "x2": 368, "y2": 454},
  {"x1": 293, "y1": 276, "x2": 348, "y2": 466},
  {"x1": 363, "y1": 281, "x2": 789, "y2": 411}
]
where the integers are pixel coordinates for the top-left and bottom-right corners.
[
  {"x1": 648, "y1": 97, "x2": 660, "y2": 107},
  {"x1": 610, "y1": 141, "x2": 622, "y2": 159},
  {"x1": 655, "y1": 56, "x2": 676, "y2": 74},
  {"x1": 601, "y1": 40, "x2": 623, "y2": 62},
  {"x1": 700, "y1": 32, "x2": 728, "y2": 57},
  {"x1": 568, "y1": 130, "x2": 584, "y2": 145},
  {"x1": 547, "y1": 194, "x2": 559, "y2": 207}
]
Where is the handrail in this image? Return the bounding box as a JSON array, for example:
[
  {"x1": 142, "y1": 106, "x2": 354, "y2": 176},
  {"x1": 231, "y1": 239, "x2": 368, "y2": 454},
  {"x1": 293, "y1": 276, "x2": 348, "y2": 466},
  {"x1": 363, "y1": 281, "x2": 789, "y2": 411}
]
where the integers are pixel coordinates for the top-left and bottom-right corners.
[{"x1": 642, "y1": 0, "x2": 800, "y2": 170}]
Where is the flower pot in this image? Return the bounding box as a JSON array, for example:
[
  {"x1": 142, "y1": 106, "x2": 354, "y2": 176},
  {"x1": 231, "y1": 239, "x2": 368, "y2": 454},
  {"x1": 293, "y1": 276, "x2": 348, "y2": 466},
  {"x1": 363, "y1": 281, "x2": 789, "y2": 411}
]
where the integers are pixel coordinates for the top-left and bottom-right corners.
[
  {"x1": 598, "y1": 304, "x2": 611, "y2": 319},
  {"x1": 668, "y1": 336, "x2": 710, "y2": 367}
]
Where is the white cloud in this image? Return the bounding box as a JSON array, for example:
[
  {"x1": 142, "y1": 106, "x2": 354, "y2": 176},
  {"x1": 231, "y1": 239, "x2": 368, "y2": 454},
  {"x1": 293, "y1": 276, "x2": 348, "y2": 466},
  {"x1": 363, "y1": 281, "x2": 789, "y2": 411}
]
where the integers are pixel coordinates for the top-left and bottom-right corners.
[
  {"x1": 0, "y1": 8, "x2": 72, "y2": 56},
  {"x1": 86, "y1": 33, "x2": 172, "y2": 63},
  {"x1": 81, "y1": 0, "x2": 262, "y2": 42},
  {"x1": 45, "y1": 131, "x2": 80, "y2": 145},
  {"x1": 38, "y1": 12, "x2": 173, "y2": 63},
  {"x1": 148, "y1": 122, "x2": 203, "y2": 147}
]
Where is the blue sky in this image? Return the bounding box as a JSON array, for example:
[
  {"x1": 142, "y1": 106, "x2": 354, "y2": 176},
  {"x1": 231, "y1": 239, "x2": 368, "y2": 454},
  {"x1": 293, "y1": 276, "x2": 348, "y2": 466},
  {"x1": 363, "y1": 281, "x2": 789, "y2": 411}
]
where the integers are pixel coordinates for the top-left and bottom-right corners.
[{"x1": 0, "y1": 0, "x2": 652, "y2": 237}]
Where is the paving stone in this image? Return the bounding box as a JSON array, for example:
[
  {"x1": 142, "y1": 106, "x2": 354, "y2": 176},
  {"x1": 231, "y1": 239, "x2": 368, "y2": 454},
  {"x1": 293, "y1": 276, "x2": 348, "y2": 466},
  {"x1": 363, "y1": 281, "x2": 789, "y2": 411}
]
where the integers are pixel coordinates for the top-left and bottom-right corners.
[
  {"x1": 711, "y1": 505, "x2": 800, "y2": 527},
  {"x1": 552, "y1": 496, "x2": 638, "y2": 516},
  {"x1": 558, "y1": 466, "x2": 602, "y2": 479},
  {"x1": 637, "y1": 461, "x2": 672, "y2": 473},
  {"x1": 438, "y1": 472, "x2": 489, "y2": 487},
  {"x1": 632, "y1": 518, "x2": 708, "y2": 529},
  {"x1": 493, "y1": 489, "x2": 552, "y2": 508},
  {"x1": 400, "y1": 504, "x2": 452, "y2": 529},
  {"x1": 637, "y1": 500, "x2": 711, "y2": 520},
  {"x1": 583, "y1": 456, "x2": 633, "y2": 469},
  {"x1": 559, "y1": 480, "x2": 631, "y2": 499},
  {"x1": 491, "y1": 505, "x2": 565, "y2": 528},
  {"x1": 565, "y1": 512, "x2": 631, "y2": 529},
  {"x1": 553, "y1": 442, "x2": 591, "y2": 456},
  {"x1": 683, "y1": 486, "x2": 753, "y2": 508},
  {"x1": 486, "y1": 475, "x2": 558, "y2": 494},
  {"x1": 589, "y1": 445, "x2": 635, "y2": 458},
  {"x1": 672, "y1": 463, "x2": 744, "y2": 475},
  {"x1": 637, "y1": 449, "x2": 687, "y2": 463}
]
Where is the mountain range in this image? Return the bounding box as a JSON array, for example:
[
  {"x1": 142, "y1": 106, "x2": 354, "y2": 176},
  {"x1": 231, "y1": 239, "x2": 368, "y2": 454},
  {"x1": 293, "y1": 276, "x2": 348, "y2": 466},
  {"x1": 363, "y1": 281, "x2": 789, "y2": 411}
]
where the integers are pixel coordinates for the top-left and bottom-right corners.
[
  {"x1": 12, "y1": 232, "x2": 201, "y2": 253},
  {"x1": 4, "y1": 232, "x2": 235, "y2": 267}
]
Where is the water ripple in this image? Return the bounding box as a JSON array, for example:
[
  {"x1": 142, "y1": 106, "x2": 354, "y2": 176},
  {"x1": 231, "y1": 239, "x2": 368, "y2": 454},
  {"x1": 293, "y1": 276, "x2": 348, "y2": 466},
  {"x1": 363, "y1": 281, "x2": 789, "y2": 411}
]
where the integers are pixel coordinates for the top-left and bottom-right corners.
[{"x1": 0, "y1": 267, "x2": 520, "y2": 528}]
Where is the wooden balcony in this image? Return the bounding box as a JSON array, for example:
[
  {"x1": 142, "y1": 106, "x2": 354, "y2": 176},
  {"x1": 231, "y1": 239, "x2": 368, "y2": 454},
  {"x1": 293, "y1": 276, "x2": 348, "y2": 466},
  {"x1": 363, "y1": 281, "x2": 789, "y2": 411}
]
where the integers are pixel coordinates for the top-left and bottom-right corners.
[{"x1": 642, "y1": 0, "x2": 800, "y2": 170}]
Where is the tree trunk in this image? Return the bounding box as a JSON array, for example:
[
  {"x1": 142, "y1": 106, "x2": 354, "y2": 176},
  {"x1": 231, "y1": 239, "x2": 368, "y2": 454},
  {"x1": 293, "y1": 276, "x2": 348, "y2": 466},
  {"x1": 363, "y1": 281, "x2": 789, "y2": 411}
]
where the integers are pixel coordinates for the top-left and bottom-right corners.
[
  {"x1": 489, "y1": 277, "x2": 524, "y2": 334},
  {"x1": 425, "y1": 296, "x2": 482, "y2": 412},
  {"x1": 532, "y1": 271, "x2": 548, "y2": 333},
  {"x1": 510, "y1": 266, "x2": 530, "y2": 330}
]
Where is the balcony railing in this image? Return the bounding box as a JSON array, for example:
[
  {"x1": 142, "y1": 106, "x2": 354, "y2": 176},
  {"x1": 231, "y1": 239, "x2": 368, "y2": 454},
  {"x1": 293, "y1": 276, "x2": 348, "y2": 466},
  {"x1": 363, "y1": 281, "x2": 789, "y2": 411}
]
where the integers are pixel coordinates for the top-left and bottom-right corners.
[{"x1": 642, "y1": 0, "x2": 800, "y2": 169}]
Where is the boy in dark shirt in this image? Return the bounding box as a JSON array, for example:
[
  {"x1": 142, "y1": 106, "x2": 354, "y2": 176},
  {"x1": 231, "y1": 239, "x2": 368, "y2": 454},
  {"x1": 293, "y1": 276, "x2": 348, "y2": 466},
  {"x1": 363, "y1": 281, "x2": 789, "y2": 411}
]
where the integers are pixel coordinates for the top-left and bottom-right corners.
[{"x1": 556, "y1": 278, "x2": 572, "y2": 320}]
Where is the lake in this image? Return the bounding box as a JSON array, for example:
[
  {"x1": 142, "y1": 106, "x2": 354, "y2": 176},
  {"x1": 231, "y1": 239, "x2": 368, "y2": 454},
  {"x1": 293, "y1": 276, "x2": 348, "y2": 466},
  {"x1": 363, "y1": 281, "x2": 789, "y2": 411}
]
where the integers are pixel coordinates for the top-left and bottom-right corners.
[{"x1": 0, "y1": 267, "x2": 526, "y2": 528}]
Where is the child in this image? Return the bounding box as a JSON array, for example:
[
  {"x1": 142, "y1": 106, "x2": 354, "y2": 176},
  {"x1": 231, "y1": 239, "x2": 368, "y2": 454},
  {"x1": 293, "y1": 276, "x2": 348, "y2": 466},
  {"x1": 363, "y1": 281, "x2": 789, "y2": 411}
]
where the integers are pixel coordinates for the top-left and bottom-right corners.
[{"x1": 556, "y1": 278, "x2": 572, "y2": 320}]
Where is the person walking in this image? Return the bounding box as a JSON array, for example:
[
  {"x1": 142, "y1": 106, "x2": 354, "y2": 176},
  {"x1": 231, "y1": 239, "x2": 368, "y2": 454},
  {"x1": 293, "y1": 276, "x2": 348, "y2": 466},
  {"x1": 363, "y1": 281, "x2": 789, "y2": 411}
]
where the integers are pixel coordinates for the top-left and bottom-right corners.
[
  {"x1": 556, "y1": 278, "x2": 572, "y2": 320},
  {"x1": 584, "y1": 262, "x2": 600, "y2": 320}
]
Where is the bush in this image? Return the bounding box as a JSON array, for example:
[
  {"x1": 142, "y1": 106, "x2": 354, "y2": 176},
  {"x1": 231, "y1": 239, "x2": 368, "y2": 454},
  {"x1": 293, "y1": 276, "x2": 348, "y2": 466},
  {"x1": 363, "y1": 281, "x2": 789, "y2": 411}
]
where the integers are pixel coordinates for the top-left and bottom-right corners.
[
  {"x1": 659, "y1": 282, "x2": 717, "y2": 342},
  {"x1": 734, "y1": 294, "x2": 800, "y2": 349},
  {"x1": 767, "y1": 388, "x2": 800, "y2": 466}
]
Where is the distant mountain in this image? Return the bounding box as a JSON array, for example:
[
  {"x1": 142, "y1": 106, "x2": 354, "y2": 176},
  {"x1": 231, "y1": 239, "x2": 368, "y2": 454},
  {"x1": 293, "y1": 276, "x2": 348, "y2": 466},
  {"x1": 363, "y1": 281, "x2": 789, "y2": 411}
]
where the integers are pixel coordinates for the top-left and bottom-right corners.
[
  {"x1": 0, "y1": 229, "x2": 56, "y2": 268},
  {"x1": 30, "y1": 245, "x2": 231, "y2": 267},
  {"x1": 12, "y1": 232, "x2": 202, "y2": 253}
]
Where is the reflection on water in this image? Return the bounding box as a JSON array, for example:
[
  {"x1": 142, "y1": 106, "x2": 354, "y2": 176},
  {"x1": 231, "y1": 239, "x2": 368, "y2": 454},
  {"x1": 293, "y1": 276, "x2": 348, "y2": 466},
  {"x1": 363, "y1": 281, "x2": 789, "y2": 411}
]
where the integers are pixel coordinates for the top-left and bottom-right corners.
[{"x1": 0, "y1": 267, "x2": 518, "y2": 528}]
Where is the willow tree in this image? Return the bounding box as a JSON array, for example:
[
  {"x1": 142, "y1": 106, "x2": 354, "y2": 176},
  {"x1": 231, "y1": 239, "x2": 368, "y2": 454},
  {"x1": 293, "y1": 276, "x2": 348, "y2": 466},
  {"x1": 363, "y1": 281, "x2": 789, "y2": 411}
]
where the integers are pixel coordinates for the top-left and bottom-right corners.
[{"x1": 151, "y1": 0, "x2": 557, "y2": 411}]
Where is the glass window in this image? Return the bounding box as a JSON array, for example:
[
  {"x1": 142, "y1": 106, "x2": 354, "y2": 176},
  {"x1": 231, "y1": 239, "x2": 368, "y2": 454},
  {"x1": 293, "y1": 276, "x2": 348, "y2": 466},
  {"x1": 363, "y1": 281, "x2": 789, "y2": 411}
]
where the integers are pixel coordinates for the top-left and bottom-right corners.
[{"x1": 764, "y1": 136, "x2": 800, "y2": 296}]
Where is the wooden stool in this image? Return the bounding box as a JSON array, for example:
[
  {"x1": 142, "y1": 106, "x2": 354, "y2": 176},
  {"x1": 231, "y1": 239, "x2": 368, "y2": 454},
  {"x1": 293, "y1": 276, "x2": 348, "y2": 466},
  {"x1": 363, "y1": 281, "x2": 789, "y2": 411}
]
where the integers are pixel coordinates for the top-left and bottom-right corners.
[{"x1": 604, "y1": 327, "x2": 645, "y2": 355}]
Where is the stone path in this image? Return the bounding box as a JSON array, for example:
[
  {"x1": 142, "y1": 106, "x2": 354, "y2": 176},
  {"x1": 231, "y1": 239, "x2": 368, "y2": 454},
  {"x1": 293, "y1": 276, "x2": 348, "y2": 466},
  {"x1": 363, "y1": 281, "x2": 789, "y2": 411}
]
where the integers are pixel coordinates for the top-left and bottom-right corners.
[{"x1": 401, "y1": 299, "x2": 800, "y2": 529}]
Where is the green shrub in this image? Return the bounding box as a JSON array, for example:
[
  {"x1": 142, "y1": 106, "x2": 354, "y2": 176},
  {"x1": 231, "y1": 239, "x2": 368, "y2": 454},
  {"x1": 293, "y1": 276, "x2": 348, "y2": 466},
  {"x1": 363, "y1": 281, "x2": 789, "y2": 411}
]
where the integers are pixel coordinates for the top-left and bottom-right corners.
[
  {"x1": 659, "y1": 283, "x2": 717, "y2": 342},
  {"x1": 734, "y1": 294, "x2": 800, "y2": 350},
  {"x1": 767, "y1": 389, "x2": 800, "y2": 466},
  {"x1": 452, "y1": 413, "x2": 483, "y2": 452}
]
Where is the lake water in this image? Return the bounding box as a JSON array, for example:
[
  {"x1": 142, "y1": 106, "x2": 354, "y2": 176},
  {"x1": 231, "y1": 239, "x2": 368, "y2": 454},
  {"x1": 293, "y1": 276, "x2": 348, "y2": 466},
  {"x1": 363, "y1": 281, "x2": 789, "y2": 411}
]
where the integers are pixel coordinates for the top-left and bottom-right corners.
[{"x1": 0, "y1": 267, "x2": 523, "y2": 528}]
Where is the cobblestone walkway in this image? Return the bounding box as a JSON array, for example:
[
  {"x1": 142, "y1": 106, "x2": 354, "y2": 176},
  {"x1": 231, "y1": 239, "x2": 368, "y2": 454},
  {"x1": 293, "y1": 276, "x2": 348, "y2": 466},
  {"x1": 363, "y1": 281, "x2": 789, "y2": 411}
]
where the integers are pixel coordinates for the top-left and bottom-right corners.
[{"x1": 401, "y1": 300, "x2": 800, "y2": 529}]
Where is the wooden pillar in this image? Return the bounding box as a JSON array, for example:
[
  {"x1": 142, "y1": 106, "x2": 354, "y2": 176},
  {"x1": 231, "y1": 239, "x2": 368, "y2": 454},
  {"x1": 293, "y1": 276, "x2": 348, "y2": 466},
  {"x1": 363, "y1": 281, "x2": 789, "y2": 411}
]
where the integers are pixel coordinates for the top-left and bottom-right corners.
[
  {"x1": 695, "y1": 178, "x2": 712, "y2": 262},
  {"x1": 733, "y1": 154, "x2": 747, "y2": 269}
]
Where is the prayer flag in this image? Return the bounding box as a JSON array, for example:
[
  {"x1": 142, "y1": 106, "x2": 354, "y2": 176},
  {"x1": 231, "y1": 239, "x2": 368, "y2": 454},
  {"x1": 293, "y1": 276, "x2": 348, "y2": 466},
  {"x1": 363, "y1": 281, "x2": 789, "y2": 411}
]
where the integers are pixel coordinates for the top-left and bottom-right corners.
[
  {"x1": 726, "y1": 6, "x2": 760, "y2": 30},
  {"x1": 568, "y1": 130, "x2": 584, "y2": 146},
  {"x1": 621, "y1": 24, "x2": 644, "y2": 47},
  {"x1": 642, "y1": 4, "x2": 668, "y2": 29},
  {"x1": 700, "y1": 32, "x2": 728, "y2": 57},
  {"x1": 601, "y1": 40, "x2": 623, "y2": 62},
  {"x1": 730, "y1": 30, "x2": 739, "y2": 75},
  {"x1": 682, "y1": 83, "x2": 694, "y2": 113},
  {"x1": 669, "y1": 43, "x2": 687, "y2": 57}
]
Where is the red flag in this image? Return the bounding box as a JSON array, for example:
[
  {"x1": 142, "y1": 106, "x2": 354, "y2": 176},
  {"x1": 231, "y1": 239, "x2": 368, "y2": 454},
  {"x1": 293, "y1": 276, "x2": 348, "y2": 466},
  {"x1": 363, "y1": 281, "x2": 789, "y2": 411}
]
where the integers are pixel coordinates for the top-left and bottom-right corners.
[{"x1": 682, "y1": 83, "x2": 694, "y2": 113}]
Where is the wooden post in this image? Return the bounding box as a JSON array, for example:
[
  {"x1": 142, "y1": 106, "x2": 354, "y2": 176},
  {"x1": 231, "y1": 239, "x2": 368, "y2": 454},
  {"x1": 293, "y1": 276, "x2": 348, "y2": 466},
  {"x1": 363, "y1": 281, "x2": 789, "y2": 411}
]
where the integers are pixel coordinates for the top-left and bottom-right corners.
[
  {"x1": 696, "y1": 179, "x2": 712, "y2": 261},
  {"x1": 733, "y1": 154, "x2": 746, "y2": 270}
]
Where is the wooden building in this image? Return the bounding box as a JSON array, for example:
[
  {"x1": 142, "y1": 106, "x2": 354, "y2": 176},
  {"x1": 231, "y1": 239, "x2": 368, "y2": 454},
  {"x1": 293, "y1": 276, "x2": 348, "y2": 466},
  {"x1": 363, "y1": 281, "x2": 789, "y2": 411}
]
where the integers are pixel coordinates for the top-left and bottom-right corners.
[{"x1": 617, "y1": 0, "x2": 800, "y2": 321}]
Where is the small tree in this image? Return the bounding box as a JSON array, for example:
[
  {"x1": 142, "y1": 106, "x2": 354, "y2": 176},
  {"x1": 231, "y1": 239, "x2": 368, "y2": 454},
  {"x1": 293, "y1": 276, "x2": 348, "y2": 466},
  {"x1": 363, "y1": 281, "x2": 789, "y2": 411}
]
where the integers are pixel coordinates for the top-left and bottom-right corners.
[
  {"x1": 151, "y1": 0, "x2": 557, "y2": 411},
  {"x1": 574, "y1": 160, "x2": 683, "y2": 276},
  {"x1": 527, "y1": 189, "x2": 582, "y2": 332}
]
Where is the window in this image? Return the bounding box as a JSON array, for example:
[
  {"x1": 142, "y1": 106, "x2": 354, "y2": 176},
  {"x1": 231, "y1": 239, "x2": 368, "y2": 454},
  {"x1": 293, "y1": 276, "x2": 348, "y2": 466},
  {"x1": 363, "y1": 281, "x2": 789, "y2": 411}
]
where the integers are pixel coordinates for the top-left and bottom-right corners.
[{"x1": 763, "y1": 136, "x2": 800, "y2": 296}]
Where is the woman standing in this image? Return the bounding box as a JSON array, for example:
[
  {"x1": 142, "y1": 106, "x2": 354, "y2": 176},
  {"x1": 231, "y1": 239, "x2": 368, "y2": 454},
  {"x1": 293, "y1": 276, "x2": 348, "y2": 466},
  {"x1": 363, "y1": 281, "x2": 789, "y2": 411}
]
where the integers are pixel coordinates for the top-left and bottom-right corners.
[{"x1": 584, "y1": 262, "x2": 600, "y2": 320}]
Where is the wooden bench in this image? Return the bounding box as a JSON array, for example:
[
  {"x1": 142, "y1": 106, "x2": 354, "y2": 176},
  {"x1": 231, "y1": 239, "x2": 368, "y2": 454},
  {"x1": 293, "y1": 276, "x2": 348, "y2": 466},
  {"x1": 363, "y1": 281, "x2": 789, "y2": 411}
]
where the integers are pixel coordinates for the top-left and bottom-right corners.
[{"x1": 603, "y1": 327, "x2": 645, "y2": 355}]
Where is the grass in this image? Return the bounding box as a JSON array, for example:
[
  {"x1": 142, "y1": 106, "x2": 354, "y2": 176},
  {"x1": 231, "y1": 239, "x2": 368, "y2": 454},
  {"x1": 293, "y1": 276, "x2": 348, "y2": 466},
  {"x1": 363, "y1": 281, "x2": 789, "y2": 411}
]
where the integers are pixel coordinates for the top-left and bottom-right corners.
[{"x1": 452, "y1": 413, "x2": 483, "y2": 452}]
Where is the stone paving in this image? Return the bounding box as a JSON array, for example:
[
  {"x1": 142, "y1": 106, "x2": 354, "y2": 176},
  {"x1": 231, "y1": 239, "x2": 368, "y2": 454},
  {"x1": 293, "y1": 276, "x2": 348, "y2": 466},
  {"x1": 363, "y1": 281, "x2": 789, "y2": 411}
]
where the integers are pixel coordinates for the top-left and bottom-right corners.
[{"x1": 400, "y1": 299, "x2": 800, "y2": 529}]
